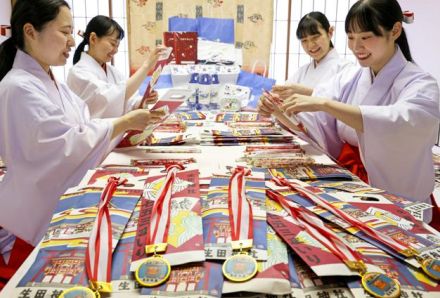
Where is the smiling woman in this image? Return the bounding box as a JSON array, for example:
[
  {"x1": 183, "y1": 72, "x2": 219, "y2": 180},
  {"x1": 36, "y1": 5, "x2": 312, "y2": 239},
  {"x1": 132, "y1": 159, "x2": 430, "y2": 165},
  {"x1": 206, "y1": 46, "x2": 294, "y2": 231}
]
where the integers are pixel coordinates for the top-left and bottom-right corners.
[
  {"x1": 66, "y1": 15, "x2": 165, "y2": 118},
  {"x1": 0, "y1": 0, "x2": 166, "y2": 286},
  {"x1": 259, "y1": 0, "x2": 440, "y2": 220},
  {"x1": 284, "y1": 11, "x2": 355, "y2": 88}
]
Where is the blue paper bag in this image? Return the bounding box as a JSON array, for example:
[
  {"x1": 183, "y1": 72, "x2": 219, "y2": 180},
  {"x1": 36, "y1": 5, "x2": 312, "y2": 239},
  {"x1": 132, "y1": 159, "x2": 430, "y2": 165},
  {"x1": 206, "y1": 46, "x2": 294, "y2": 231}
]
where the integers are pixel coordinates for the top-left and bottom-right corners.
[
  {"x1": 168, "y1": 16, "x2": 198, "y2": 32},
  {"x1": 237, "y1": 71, "x2": 276, "y2": 108},
  {"x1": 197, "y1": 17, "x2": 235, "y2": 44}
]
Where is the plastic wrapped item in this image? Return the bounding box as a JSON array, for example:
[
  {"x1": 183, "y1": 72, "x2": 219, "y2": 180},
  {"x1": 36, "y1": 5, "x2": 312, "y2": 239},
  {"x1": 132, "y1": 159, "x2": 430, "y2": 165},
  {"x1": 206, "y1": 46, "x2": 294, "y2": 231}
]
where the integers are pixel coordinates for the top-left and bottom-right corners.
[
  {"x1": 170, "y1": 64, "x2": 240, "y2": 87},
  {"x1": 170, "y1": 64, "x2": 192, "y2": 87},
  {"x1": 198, "y1": 73, "x2": 211, "y2": 110},
  {"x1": 218, "y1": 84, "x2": 251, "y2": 112},
  {"x1": 198, "y1": 39, "x2": 243, "y2": 65},
  {"x1": 209, "y1": 74, "x2": 220, "y2": 109},
  {"x1": 187, "y1": 72, "x2": 199, "y2": 109}
]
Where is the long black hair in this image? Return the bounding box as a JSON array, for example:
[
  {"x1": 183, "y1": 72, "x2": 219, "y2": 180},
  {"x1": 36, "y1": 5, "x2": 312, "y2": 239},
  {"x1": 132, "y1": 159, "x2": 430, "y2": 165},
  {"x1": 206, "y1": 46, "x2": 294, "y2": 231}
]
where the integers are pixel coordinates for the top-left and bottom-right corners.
[
  {"x1": 0, "y1": 0, "x2": 70, "y2": 81},
  {"x1": 296, "y1": 11, "x2": 334, "y2": 48},
  {"x1": 345, "y1": 0, "x2": 413, "y2": 62},
  {"x1": 73, "y1": 15, "x2": 125, "y2": 64}
]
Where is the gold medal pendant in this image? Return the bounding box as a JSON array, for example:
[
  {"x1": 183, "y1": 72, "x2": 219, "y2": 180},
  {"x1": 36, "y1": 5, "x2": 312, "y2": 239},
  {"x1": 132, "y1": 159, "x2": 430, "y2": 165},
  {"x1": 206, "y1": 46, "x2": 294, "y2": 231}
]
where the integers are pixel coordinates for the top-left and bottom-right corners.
[
  {"x1": 135, "y1": 255, "x2": 171, "y2": 287},
  {"x1": 222, "y1": 253, "x2": 258, "y2": 282},
  {"x1": 421, "y1": 258, "x2": 440, "y2": 280},
  {"x1": 59, "y1": 286, "x2": 99, "y2": 298},
  {"x1": 361, "y1": 272, "x2": 401, "y2": 298}
]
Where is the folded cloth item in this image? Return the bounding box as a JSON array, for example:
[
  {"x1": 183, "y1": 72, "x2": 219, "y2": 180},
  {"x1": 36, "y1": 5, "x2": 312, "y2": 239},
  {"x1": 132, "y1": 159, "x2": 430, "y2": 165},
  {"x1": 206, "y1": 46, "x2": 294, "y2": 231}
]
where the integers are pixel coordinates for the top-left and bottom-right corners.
[{"x1": 197, "y1": 39, "x2": 243, "y2": 65}]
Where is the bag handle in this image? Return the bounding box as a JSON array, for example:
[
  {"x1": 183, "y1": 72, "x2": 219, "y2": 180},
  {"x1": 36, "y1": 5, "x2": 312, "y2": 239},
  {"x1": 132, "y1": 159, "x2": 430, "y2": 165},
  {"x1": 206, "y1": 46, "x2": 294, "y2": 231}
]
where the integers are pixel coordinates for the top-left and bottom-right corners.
[{"x1": 251, "y1": 59, "x2": 268, "y2": 77}]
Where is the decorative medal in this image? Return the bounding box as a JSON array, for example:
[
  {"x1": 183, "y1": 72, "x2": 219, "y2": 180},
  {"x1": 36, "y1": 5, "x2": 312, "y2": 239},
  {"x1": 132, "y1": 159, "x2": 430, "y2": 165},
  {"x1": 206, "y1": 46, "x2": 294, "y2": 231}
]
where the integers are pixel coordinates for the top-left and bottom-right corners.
[
  {"x1": 59, "y1": 286, "x2": 98, "y2": 298},
  {"x1": 136, "y1": 165, "x2": 184, "y2": 287},
  {"x1": 421, "y1": 258, "x2": 440, "y2": 280},
  {"x1": 60, "y1": 178, "x2": 126, "y2": 298},
  {"x1": 266, "y1": 188, "x2": 401, "y2": 298},
  {"x1": 223, "y1": 167, "x2": 257, "y2": 282},
  {"x1": 361, "y1": 272, "x2": 401, "y2": 298},
  {"x1": 271, "y1": 178, "x2": 440, "y2": 282},
  {"x1": 135, "y1": 255, "x2": 171, "y2": 287},
  {"x1": 223, "y1": 253, "x2": 258, "y2": 282}
]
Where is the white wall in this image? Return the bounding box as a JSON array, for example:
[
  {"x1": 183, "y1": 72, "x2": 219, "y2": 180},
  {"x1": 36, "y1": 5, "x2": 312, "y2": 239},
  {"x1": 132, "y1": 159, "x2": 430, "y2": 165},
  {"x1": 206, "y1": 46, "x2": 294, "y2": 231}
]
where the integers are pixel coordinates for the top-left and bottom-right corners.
[
  {"x1": 0, "y1": 0, "x2": 11, "y2": 24},
  {"x1": 0, "y1": 0, "x2": 12, "y2": 44},
  {"x1": 399, "y1": 0, "x2": 440, "y2": 83}
]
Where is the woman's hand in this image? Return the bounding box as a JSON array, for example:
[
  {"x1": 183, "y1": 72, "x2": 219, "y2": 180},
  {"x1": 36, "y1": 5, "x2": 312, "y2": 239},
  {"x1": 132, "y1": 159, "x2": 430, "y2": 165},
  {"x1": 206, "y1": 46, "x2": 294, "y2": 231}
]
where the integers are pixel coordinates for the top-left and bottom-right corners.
[
  {"x1": 257, "y1": 93, "x2": 278, "y2": 117},
  {"x1": 126, "y1": 47, "x2": 166, "y2": 101},
  {"x1": 124, "y1": 109, "x2": 165, "y2": 131},
  {"x1": 281, "y1": 94, "x2": 326, "y2": 116},
  {"x1": 141, "y1": 90, "x2": 159, "y2": 108},
  {"x1": 112, "y1": 109, "x2": 166, "y2": 138},
  {"x1": 142, "y1": 46, "x2": 166, "y2": 72},
  {"x1": 281, "y1": 94, "x2": 364, "y2": 132},
  {"x1": 271, "y1": 84, "x2": 313, "y2": 99}
]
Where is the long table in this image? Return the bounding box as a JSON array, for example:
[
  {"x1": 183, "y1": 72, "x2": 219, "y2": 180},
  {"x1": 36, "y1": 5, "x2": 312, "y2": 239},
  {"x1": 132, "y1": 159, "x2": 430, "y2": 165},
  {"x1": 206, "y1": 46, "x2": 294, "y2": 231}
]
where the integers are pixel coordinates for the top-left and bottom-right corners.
[{"x1": 1, "y1": 120, "x2": 332, "y2": 297}]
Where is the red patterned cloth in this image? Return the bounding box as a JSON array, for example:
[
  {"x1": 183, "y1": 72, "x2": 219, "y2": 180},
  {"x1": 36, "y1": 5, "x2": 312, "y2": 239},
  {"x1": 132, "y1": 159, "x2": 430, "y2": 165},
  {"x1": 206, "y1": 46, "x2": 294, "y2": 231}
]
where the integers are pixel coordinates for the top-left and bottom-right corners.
[
  {"x1": 0, "y1": 237, "x2": 34, "y2": 290},
  {"x1": 337, "y1": 143, "x2": 369, "y2": 184}
]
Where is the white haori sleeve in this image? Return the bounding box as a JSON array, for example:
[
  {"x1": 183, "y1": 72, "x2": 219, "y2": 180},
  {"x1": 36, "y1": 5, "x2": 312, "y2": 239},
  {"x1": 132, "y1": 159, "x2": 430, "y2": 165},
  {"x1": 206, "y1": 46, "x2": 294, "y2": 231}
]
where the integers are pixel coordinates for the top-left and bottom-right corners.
[
  {"x1": 0, "y1": 79, "x2": 113, "y2": 245},
  {"x1": 294, "y1": 69, "x2": 361, "y2": 157},
  {"x1": 358, "y1": 74, "x2": 440, "y2": 204},
  {"x1": 67, "y1": 59, "x2": 127, "y2": 118}
]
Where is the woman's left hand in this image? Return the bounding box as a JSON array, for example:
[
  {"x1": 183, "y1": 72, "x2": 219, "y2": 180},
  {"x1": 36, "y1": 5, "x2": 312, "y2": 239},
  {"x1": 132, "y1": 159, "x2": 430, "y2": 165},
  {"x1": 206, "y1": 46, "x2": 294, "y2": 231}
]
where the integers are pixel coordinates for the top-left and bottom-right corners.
[
  {"x1": 143, "y1": 46, "x2": 166, "y2": 72},
  {"x1": 281, "y1": 94, "x2": 326, "y2": 116}
]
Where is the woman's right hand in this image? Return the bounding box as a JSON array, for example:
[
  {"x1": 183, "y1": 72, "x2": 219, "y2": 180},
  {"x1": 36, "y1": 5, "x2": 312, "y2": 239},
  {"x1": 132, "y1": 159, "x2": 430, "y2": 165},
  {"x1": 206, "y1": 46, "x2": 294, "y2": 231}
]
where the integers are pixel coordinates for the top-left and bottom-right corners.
[
  {"x1": 112, "y1": 109, "x2": 166, "y2": 138},
  {"x1": 271, "y1": 84, "x2": 313, "y2": 99},
  {"x1": 124, "y1": 109, "x2": 165, "y2": 130}
]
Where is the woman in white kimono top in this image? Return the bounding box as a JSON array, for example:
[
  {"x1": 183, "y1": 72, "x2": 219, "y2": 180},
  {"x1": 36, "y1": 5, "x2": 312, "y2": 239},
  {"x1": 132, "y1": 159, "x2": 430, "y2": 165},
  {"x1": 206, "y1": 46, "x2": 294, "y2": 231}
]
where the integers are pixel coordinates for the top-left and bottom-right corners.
[
  {"x1": 67, "y1": 15, "x2": 162, "y2": 118},
  {"x1": 0, "y1": 0, "x2": 165, "y2": 280},
  {"x1": 273, "y1": 11, "x2": 355, "y2": 97},
  {"x1": 258, "y1": 0, "x2": 440, "y2": 216}
]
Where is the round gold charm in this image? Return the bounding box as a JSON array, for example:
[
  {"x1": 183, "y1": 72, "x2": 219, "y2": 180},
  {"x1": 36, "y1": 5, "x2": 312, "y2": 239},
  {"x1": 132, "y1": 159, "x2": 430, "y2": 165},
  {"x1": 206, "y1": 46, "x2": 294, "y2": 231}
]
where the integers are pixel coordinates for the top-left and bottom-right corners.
[
  {"x1": 135, "y1": 255, "x2": 171, "y2": 287},
  {"x1": 421, "y1": 258, "x2": 440, "y2": 280},
  {"x1": 222, "y1": 253, "x2": 258, "y2": 282},
  {"x1": 59, "y1": 286, "x2": 98, "y2": 298},
  {"x1": 361, "y1": 272, "x2": 401, "y2": 298}
]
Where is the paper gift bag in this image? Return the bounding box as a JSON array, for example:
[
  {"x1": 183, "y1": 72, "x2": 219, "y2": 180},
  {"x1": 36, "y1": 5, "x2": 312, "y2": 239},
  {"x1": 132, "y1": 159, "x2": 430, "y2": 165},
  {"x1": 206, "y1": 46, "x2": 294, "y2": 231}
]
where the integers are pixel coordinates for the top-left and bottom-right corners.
[
  {"x1": 163, "y1": 31, "x2": 198, "y2": 64},
  {"x1": 197, "y1": 17, "x2": 235, "y2": 44},
  {"x1": 168, "y1": 16, "x2": 199, "y2": 32}
]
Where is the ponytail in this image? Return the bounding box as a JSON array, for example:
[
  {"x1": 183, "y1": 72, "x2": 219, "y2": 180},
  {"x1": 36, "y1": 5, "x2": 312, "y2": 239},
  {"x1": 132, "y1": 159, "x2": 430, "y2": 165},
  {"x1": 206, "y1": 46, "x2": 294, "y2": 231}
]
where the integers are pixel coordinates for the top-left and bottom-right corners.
[
  {"x1": 73, "y1": 38, "x2": 88, "y2": 64},
  {"x1": 397, "y1": 29, "x2": 413, "y2": 62},
  {"x1": 0, "y1": 38, "x2": 18, "y2": 81}
]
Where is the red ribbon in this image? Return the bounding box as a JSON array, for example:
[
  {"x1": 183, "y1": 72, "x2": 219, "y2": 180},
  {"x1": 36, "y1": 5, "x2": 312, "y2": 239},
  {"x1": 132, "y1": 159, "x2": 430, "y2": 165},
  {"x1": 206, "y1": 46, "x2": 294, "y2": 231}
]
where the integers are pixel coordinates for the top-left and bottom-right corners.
[
  {"x1": 85, "y1": 177, "x2": 127, "y2": 289},
  {"x1": 228, "y1": 167, "x2": 253, "y2": 242},
  {"x1": 272, "y1": 177, "x2": 411, "y2": 255},
  {"x1": 267, "y1": 189, "x2": 365, "y2": 270},
  {"x1": 147, "y1": 164, "x2": 185, "y2": 246}
]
